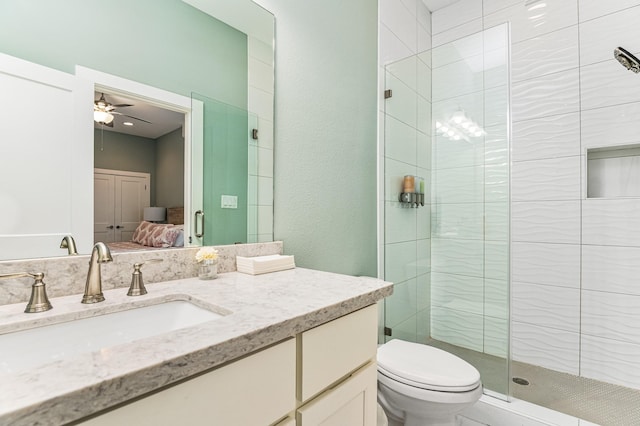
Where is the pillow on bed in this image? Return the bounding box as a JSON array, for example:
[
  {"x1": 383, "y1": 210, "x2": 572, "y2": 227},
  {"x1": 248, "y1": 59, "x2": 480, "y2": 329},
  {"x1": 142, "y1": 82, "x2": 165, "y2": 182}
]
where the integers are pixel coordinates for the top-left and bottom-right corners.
[{"x1": 132, "y1": 221, "x2": 180, "y2": 248}]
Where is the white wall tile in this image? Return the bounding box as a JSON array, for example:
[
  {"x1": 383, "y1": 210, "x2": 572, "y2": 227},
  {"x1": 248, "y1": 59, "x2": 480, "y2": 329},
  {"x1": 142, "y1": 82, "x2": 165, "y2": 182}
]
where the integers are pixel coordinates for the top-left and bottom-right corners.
[
  {"x1": 581, "y1": 334, "x2": 640, "y2": 389},
  {"x1": 417, "y1": 131, "x2": 431, "y2": 171},
  {"x1": 257, "y1": 146, "x2": 273, "y2": 177},
  {"x1": 385, "y1": 72, "x2": 418, "y2": 128},
  {"x1": 248, "y1": 37, "x2": 273, "y2": 66},
  {"x1": 417, "y1": 58, "x2": 432, "y2": 100},
  {"x1": 432, "y1": 306, "x2": 484, "y2": 351},
  {"x1": 417, "y1": 96, "x2": 432, "y2": 134},
  {"x1": 512, "y1": 321, "x2": 580, "y2": 374},
  {"x1": 511, "y1": 26, "x2": 579, "y2": 83},
  {"x1": 387, "y1": 55, "x2": 418, "y2": 90},
  {"x1": 385, "y1": 115, "x2": 418, "y2": 164},
  {"x1": 434, "y1": 166, "x2": 484, "y2": 203},
  {"x1": 433, "y1": 91, "x2": 485, "y2": 128},
  {"x1": 485, "y1": 162, "x2": 509, "y2": 203},
  {"x1": 581, "y1": 101, "x2": 640, "y2": 149},
  {"x1": 380, "y1": 23, "x2": 414, "y2": 65},
  {"x1": 432, "y1": 202, "x2": 484, "y2": 240},
  {"x1": 512, "y1": 156, "x2": 581, "y2": 201},
  {"x1": 485, "y1": 241, "x2": 508, "y2": 280},
  {"x1": 484, "y1": 124, "x2": 509, "y2": 165},
  {"x1": 385, "y1": 201, "x2": 417, "y2": 244},
  {"x1": 248, "y1": 87, "x2": 274, "y2": 121},
  {"x1": 386, "y1": 278, "x2": 418, "y2": 326},
  {"x1": 582, "y1": 290, "x2": 640, "y2": 344},
  {"x1": 513, "y1": 282, "x2": 580, "y2": 332},
  {"x1": 579, "y1": 0, "x2": 640, "y2": 22},
  {"x1": 417, "y1": 0, "x2": 432, "y2": 34},
  {"x1": 417, "y1": 237, "x2": 431, "y2": 276},
  {"x1": 418, "y1": 22, "x2": 432, "y2": 53},
  {"x1": 433, "y1": 30, "x2": 483, "y2": 68},
  {"x1": 484, "y1": 316, "x2": 508, "y2": 357},
  {"x1": 484, "y1": 201, "x2": 509, "y2": 242},
  {"x1": 432, "y1": 0, "x2": 482, "y2": 34},
  {"x1": 512, "y1": 242, "x2": 581, "y2": 288},
  {"x1": 385, "y1": 240, "x2": 418, "y2": 283},
  {"x1": 381, "y1": 0, "x2": 418, "y2": 53},
  {"x1": 511, "y1": 68, "x2": 580, "y2": 122},
  {"x1": 512, "y1": 201, "x2": 580, "y2": 243},
  {"x1": 431, "y1": 237, "x2": 484, "y2": 276},
  {"x1": 434, "y1": 135, "x2": 484, "y2": 169},
  {"x1": 582, "y1": 245, "x2": 640, "y2": 295},
  {"x1": 582, "y1": 199, "x2": 640, "y2": 246},
  {"x1": 257, "y1": 117, "x2": 273, "y2": 149},
  {"x1": 484, "y1": 1, "x2": 578, "y2": 45},
  {"x1": 483, "y1": 0, "x2": 521, "y2": 16},
  {"x1": 579, "y1": 5, "x2": 640, "y2": 66},
  {"x1": 257, "y1": 205, "x2": 273, "y2": 235},
  {"x1": 417, "y1": 202, "x2": 431, "y2": 240},
  {"x1": 581, "y1": 59, "x2": 640, "y2": 110},
  {"x1": 257, "y1": 176, "x2": 273, "y2": 205},
  {"x1": 485, "y1": 278, "x2": 508, "y2": 319},
  {"x1": 431, "y1": 272, "x2": 484, "y2": 315},
  {"x1": 512, "y1": 112, "x2": 580, "y2": 162},
  {"x1": 433, "y1": 18, "x2": 483, "y2": 48},
  {"x1": 248, "y1": 56, "x2": 274, "y2": 93},
  {"x1": 432, "y1": 57, "x2": 484, "y2": 101},
  {"x1": 484, "y1": 85, "x2": 509, "y2": 128}
]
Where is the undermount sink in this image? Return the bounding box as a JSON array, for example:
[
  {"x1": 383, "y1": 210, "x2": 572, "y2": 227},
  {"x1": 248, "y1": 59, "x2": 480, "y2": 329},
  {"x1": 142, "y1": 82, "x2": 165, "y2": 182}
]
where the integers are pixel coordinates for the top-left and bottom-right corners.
[{"x1": 0, "y1": 300, "x2": 224, "y2": 375}]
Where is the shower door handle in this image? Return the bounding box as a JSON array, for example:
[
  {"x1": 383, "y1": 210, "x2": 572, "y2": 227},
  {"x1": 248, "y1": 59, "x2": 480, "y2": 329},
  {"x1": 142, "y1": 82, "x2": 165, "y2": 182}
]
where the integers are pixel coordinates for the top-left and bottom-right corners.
[{"x1": 194, "y1": 210, "x2": 205, "y2": 238}]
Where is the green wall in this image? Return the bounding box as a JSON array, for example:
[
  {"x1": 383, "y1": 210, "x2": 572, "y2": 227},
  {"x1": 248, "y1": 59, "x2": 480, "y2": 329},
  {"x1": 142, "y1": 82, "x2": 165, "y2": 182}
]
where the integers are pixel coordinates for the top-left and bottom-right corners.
[
  {"x1": 93, "y1": 129, "x2": 157, "y2": 205},
  {"x1": 0, "y1": 0, "x2": 247, "y2": 109},
  {"x1": 256, "y1": 0, "x2": 378, "y2": 277},
  {"x1": 156, "y1": 128, "x2": 185, "y2": 209}
]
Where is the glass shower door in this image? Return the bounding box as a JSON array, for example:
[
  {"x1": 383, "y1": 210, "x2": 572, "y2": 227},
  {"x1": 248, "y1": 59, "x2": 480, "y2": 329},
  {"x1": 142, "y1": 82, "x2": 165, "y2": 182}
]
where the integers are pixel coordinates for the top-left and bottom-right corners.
[{"x1": 382, "y1": 23, "x2": 511, "y2": 399}]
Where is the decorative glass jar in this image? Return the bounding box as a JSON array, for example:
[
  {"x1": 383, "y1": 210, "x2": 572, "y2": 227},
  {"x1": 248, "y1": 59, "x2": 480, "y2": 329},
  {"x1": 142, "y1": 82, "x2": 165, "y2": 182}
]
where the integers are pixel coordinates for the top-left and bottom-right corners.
[{"x1": 198, "y1": 259, "x2": 218, "y2": 280}]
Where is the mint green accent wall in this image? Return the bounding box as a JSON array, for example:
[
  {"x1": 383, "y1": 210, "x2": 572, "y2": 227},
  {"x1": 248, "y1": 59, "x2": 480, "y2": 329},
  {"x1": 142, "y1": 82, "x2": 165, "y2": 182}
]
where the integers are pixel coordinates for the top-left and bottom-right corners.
[
  {"x1": 196, "y1": 94, "x2": 248, "y2": 245},
  {"x1": 255, "y1": 0, "x2": 378, "y2": 277},
  {"x1": 156, "y1": 128, "x2": 185, "y2": 209},
  {"x1": 94, "y1": 130, "x2": 157, "y2": 205},
  {"x1": 0, "y1": 0, "x2": 247, "y2": 109}
]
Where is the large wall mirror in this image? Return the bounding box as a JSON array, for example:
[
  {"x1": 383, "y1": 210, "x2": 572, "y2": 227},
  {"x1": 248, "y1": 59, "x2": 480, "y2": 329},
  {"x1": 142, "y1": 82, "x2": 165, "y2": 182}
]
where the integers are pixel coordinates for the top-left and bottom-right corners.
[{"x1": 0, "y1": 0, "x2": 274, "y2": 260}]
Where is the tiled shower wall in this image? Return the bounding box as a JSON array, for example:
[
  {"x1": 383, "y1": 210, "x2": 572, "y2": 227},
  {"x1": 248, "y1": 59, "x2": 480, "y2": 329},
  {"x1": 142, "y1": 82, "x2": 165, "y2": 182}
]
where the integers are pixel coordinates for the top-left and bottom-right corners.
[
  {"x1": 433, "y1": 0, "x2": 640, "y2": 389},
  {"x1": 379, "y1": 0, "x2": 432, "y2": 343},
  {"x1": 247, "y1": 36, "x2": 274, "y2": 244}
]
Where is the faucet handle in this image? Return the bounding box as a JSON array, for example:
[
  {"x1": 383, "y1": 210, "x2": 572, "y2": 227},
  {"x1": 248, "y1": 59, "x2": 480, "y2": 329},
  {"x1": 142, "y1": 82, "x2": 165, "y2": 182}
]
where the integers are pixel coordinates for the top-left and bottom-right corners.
[
  {"x1": 0, "y1": 272, "x2": 53, "y2": 313},
  {"x1": 127, "y1": 259, "x2": 163, "y2": 296}
]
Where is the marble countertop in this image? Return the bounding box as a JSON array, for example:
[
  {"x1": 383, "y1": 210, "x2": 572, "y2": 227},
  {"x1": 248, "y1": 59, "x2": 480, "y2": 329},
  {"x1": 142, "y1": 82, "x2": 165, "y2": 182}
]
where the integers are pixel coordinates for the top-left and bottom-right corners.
[{"x1": 0, "y1": 268, "x2": 392, "y2": 425}]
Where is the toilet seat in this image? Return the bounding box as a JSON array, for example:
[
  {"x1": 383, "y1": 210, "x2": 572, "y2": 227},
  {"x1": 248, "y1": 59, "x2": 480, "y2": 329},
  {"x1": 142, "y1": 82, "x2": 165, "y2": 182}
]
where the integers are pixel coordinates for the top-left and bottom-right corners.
[{"x1": 377, "y1": 340, "x2": 481, "y2": 392}]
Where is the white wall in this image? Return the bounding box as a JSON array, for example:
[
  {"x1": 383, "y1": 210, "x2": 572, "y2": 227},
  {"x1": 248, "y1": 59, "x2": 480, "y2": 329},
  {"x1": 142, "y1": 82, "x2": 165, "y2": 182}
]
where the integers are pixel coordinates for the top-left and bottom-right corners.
[{"x1": 433, "y1": 0, "x2": 640, "y2": 389}]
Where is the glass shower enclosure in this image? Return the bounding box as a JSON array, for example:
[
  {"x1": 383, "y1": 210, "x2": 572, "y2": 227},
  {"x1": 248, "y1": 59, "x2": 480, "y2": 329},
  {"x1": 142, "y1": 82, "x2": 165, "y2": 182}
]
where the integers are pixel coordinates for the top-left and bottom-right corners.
[{"x1": 382, "y1": 23, "x2": 511, "y2": 398}]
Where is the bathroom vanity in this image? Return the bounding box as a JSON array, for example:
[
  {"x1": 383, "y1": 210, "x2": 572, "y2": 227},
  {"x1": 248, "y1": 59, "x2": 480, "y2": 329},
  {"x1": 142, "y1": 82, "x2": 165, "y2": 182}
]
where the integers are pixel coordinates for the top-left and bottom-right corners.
[{"x1": 0, "y1": 268, "x2": 392, "y2": 425}]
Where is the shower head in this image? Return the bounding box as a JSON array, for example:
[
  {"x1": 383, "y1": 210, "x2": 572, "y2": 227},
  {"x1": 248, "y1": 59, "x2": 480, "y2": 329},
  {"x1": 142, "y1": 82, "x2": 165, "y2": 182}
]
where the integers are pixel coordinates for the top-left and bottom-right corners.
[{"x1": 614, "y1": 46, "x2": 640, "y2": 73}]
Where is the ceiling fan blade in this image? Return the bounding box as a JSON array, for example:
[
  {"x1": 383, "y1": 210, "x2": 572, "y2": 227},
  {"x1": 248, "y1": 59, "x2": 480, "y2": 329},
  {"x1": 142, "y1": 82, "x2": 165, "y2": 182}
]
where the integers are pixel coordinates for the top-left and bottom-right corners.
[
  {"x1": 113, "y1": 103, "x2": 133, "y2": 108},
  {"x1": 119, "y1": 113, "x2": 152, "y2": 124}
]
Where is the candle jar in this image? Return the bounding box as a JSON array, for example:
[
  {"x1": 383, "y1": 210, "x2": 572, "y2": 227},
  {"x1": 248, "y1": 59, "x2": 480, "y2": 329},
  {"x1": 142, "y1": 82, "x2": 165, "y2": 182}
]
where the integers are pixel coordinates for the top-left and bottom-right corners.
[{"x1": 198, "y1": 259, "x2": 218, "y2": 280}]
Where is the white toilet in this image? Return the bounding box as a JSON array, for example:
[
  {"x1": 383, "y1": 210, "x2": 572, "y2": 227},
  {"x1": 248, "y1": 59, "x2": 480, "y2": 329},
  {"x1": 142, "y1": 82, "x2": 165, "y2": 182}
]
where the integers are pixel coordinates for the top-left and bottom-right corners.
[{"x1": 377, "y1": 339, "x2": 483, "y2": 426}]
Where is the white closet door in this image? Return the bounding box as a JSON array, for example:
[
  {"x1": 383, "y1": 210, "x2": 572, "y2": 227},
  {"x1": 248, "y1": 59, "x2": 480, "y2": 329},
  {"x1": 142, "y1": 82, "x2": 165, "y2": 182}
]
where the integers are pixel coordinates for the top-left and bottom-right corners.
[
  {"x1": 115, "y1": 175, "x2": 149, "y2": 242},
  {"x1": 0, "y1": 52, "x2": 93, "y2": 259},
  {"x1": 94, "y1": 174, "x2": 115, "y2": 243}
]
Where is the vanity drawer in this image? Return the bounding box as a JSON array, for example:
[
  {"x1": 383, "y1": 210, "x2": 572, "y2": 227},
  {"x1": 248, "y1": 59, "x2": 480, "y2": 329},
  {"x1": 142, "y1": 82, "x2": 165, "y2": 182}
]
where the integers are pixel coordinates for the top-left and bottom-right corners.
[{"x1": 298, "y1": 304, "x2": 377, "y2": 402}]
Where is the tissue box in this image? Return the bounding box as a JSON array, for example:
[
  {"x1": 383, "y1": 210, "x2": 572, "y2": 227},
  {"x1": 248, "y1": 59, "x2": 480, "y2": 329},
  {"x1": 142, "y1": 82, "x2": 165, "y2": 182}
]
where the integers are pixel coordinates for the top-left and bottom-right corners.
[{"x1": 236, "y1": 254, "x2": 296, "y2": 275}]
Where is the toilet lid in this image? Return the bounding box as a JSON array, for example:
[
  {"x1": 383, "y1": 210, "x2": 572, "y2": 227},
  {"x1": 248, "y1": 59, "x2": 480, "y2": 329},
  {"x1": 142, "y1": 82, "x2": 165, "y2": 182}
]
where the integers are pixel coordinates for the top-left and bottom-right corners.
[{"x1": 377, "y1": 340, "x2": 481, "y2": 392}]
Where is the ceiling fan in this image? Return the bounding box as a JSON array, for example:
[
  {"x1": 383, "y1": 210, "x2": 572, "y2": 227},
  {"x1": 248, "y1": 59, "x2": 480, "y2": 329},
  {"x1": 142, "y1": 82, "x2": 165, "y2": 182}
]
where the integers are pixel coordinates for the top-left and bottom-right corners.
[{"x1": 93, "y1": 93, "x2": 152, "y2": 127}]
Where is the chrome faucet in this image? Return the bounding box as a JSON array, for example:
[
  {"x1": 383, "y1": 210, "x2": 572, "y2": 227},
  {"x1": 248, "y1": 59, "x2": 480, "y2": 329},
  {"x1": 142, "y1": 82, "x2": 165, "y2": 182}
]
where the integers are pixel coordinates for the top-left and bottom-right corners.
[
  {"x1": 82, "y1": 242, "x2": 113, "y2": 304},
  {"x1": 59, "y1": 235, "x2": 78, "y2": 255}
]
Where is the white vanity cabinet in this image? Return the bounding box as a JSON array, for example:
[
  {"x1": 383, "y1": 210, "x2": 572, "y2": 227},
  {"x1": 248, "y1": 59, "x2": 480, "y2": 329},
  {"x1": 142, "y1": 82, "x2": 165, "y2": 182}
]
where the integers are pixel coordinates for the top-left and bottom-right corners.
[
  {"x1": 80, "y1": 304, "x2": 378, "y2": 426},
  {"x1": 80, "y1": 338, "x2": 297, "y2": 426},
  {"x1": 296, "y1": 304, "x2": 378, "y2": 425}
]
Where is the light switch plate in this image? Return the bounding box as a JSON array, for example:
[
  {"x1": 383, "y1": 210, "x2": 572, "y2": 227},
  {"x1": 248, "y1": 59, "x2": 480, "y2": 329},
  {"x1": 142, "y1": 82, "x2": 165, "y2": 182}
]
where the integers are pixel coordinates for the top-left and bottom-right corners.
[{"x1": 221, "y1": 195, "x2": 238, "y2": 209}]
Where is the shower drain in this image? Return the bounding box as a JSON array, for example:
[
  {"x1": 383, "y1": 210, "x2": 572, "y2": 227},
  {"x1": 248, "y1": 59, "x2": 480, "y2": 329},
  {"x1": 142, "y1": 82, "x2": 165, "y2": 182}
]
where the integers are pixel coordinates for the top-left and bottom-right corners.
[{"x1": 512, "y1": 377, "x2": 530, "y2": 386}]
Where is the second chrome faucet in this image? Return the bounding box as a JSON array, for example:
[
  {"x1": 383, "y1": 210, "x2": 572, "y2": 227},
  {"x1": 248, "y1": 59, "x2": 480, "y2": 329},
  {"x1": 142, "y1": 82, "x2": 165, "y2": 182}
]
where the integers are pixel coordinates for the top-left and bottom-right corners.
[{"x1": 82, "y1": 242, "x2": 113, "y2": 304}]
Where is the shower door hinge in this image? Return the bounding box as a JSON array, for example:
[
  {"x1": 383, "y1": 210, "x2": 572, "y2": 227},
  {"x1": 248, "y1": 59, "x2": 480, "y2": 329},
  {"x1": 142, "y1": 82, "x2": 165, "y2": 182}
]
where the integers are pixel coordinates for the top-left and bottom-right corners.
[
  {"x1": 384, "y1": 326, "x2": 392, "y2": 336},
  {"x1": 384, "y1": 89, "x2": 393, "y2": 99},
  {"x1": 251, "y1": 129, "x2": 259, "y2": 140}
]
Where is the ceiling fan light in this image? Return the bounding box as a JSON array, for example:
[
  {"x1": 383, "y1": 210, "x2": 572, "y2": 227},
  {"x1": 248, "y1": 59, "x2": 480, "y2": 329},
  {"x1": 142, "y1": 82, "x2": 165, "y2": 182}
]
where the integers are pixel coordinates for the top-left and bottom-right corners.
[{"x1": 94, "y1": 110, "x2": 114, "y2": 124}]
